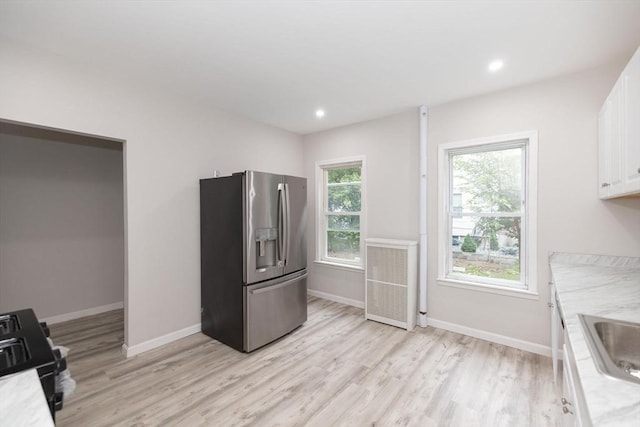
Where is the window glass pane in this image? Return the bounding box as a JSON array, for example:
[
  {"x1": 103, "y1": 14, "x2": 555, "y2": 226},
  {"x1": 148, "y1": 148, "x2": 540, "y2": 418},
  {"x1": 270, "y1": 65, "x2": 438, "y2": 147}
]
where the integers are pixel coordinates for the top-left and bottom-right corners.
[
  {"x1": 452, "y1": 147, "x2": 522, "y2": 213},
  {"x1": 327, "y1": 215, "x2": 360, "y2": 232},
  {"x1": 328, "y1": 167, "x2": 361, "y2": 184},
  {"x1": 451, "y1": 216, "x2": 521, "y2": 282},
  {"x1": 328, "y1": 184, "x2": 361, "y2": 212},
  {"x1": 327, "y1": 231, "x2": 360, "y2": 260},
  {"x1": 321, "y1": 162, "x2": 362, "y2": 265}
]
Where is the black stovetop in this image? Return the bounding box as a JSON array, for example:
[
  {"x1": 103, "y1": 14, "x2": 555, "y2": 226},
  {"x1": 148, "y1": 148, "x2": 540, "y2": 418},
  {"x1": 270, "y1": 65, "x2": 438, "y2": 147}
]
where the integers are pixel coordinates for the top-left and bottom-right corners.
[{"x1": 0, "y1": 309, "x2": 56, "y2": 377}]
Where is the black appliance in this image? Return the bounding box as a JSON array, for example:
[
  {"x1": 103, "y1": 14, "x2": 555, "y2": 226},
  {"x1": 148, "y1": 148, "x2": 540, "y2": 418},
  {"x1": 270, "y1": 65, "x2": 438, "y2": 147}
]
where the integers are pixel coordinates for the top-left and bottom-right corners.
[{"x1": 0, "y1": 309, "x2": 65, "y2": 420}]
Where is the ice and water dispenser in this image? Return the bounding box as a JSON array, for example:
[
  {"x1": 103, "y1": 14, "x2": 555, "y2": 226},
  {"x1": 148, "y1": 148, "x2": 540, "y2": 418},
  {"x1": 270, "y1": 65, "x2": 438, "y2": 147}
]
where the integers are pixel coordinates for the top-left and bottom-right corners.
[{"x1": 255, "y1": 228, "x2": 279, "y2": 270}]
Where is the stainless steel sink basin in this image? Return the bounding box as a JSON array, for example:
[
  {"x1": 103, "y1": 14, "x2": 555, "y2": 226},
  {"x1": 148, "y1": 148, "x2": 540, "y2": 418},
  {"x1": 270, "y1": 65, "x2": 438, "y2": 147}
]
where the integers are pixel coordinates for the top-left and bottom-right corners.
[{"x1": 579, "y1": 314, "x2": 640, "y2": 384}]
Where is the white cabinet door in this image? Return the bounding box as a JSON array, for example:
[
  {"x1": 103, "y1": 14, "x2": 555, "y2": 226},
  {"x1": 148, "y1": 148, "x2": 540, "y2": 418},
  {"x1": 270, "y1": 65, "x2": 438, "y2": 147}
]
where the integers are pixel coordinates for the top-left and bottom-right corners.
[
  {"x1": 550, "y1": 282, "x2": 561, "y2": 382},
  {"x1": 598, "y1": 103, "x2": 610, "y2": 198},
  {"x1": 599, "y1": 79, "x2": 624, "y2": 198},
  {"x1": 599, "y1": 47, "x2": 640, "y2": 198},
  {"x1": 562, "y1": 339, "x2": 587, "y2": 427},
  {"x1": 622, "y1": 48, "x2": 640, "y2": 192},
  {"x1": 562, "y1": 349, "x2": 576, "y2": 427}
]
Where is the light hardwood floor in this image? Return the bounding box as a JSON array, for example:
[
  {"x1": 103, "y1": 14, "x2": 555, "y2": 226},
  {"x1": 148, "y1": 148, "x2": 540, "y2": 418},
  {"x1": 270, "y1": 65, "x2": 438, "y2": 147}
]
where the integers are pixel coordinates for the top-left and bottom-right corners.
[{"x1": 50, "y1": 297, "x2": 561, "y2": 426}]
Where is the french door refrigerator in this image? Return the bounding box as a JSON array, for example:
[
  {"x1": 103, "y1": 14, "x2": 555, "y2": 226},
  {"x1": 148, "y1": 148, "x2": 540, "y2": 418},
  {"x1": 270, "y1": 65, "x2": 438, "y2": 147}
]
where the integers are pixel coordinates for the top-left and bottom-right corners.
[{"x1": 200, "y1": 170, "x2": 307, "y2": 352}]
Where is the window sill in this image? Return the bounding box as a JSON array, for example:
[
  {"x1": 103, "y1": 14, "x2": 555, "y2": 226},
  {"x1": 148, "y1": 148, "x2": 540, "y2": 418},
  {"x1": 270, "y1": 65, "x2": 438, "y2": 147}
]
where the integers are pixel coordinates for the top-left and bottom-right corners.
[
  {"x1": 314, "y1": 260, "x2": 364, "y2": 273},
  {"x1": 437, "y1": 277, "x2": 539, "y2": 300}
]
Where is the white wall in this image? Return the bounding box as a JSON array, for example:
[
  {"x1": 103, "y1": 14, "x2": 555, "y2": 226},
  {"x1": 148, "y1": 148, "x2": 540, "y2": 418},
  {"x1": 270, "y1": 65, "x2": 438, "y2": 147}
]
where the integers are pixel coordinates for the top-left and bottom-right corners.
[
  {"x1": 302, "y1": 111, "x2": 420, "y2": 303},
  {"x1": 0, "y1": 130, "x2": 124, "y2": 318},
  {"x1": 302, "y1": 62, "x2": 640, "y2": 350},
  {"x1": 0, "y1": 40, "x2": 304, "y2": 350},
  {"x1": 427, "y1": 62, "x2": 640, "y2": 348}
]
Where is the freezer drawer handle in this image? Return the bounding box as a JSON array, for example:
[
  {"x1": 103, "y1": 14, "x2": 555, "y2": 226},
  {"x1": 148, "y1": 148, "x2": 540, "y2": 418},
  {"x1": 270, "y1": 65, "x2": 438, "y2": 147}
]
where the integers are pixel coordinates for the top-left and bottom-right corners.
[{"x1": 249, "y1": 273, "x2": 308, "y2": 295}]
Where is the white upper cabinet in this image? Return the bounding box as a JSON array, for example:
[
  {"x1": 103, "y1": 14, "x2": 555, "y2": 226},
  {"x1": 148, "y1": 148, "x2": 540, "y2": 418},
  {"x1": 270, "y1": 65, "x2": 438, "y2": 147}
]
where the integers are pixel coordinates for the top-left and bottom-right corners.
[
  {"x1": 599, "y1": 47, "x2": 640, "y2": 199},
  {"x1": 624, "y1": 48, "x2": 640, "y2": 190}
]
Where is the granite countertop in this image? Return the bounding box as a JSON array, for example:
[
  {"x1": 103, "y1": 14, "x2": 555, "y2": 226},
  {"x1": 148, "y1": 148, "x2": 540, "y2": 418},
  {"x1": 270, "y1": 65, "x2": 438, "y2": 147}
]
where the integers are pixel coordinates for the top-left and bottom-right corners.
[
  {"x1": 549, "y1": 252, "x2": 640, "y2": 427},
  {"x1": 0, "y1": 368, "x2": 54, "y2": 427}
]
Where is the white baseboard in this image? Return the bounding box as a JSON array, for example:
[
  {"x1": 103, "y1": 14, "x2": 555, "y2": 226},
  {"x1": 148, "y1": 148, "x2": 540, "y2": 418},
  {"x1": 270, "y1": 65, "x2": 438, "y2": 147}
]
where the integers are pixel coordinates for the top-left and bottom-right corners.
[
  {"x1": 308, "y1": 289, "x2": 364, "y2": 309},
  {"x1": 426, "y1": 317, "x2": 552, "y2": 358},
  {"x1": 122, "y1": 323, "x2": 201, "y2": 358},
  {"x1": 41, "y1": 301, "x2": 124, "y2": 325}
]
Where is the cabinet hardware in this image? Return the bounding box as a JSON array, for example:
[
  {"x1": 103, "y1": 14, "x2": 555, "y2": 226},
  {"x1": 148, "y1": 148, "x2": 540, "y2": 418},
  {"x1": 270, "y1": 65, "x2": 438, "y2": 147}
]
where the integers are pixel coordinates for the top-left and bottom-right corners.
[
  {"x1": 561, "y1": 398, "x2": 572, "y2": 406},
  {"x1": 601, "y1": 182, "x2": 610, "y2": 188},
  {"x1": 562, "y1": 406, "x2": 574, "y2": 415},
  {"x1": 548, "y1": 302, "x2": 554, "y2": 308}
]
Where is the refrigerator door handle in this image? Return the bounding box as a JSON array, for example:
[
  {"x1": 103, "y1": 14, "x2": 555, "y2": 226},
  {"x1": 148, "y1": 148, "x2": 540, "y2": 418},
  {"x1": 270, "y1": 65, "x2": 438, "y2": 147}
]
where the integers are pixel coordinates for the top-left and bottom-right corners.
[
  {"x1": 283, "y1": 183, "x2": 290, "y2": 266},
  {"x1": 277, "y1": 183, "x2": 285, "y2": 267}
]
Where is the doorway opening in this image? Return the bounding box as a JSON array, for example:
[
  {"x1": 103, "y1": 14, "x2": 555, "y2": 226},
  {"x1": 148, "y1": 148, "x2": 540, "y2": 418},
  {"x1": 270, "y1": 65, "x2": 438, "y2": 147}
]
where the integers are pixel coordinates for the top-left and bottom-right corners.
[{"x1": 0, "y1": 119, "x2": 128, "y2": 351}]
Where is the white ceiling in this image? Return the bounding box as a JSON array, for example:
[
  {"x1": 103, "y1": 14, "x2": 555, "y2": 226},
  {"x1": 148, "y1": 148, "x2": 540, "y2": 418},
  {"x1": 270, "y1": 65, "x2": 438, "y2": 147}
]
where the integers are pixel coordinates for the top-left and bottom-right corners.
[{"x1": 1, "y1": 1, "x2": 639, "y2": 135}]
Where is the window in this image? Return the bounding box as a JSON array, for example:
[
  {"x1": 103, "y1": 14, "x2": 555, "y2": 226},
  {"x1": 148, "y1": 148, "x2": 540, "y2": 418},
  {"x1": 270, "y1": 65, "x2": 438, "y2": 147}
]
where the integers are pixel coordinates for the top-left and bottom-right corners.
[
  {"x1": 438, "y1": 131, "x2": 537, "y2": 296},
  {"x1": 316, "y1": 157, "x2": 365, "y2": 268}
]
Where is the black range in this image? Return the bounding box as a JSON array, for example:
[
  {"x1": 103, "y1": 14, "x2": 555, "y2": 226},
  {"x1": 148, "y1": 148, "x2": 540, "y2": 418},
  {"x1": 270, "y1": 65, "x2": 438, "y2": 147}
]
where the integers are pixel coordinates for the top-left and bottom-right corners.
[{"x1": 0, "y1": 308, "x2": 65, "y2": 419}]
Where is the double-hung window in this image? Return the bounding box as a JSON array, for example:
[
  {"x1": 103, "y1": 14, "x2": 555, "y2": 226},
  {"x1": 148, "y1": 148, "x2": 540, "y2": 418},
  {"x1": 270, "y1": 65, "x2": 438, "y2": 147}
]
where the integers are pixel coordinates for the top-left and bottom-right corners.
[
  {"x1": 438, "y1": 131, "x2": 537, "y2": 296},
  {"x1": 316, "y1": 157, "x2": 364, "y2": 268}
]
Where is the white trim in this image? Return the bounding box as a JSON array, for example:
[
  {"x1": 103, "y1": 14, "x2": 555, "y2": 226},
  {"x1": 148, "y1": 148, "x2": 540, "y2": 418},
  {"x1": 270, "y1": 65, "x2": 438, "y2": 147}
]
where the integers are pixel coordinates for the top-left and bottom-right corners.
[
  {"x1": 427, "y1": 317, "x2": 551, "y2": 357},
  {"x1": 122, "y1": 138, "x2": 130, "y2": 351},
  {"x1": 437, "y1": 278, "x2": 539, "y2": 300},
  {"x1": 122, "y1": 323, "x2": 201, "y2": 358},
  {"x1": 364, "y1": 238, "x2": 418, "y2": 247},
  {"x1": 321, "y1": 255, "x2": 363, "y2": 268},
  {"x1": 307, "y1": 289, "x2": 364, "y2": 308},
  {"x1": 40, "y1": 301, "x2": 124, "y2": 325},
  {"x1": 313, "y1": 260, "x2": 364, "y2": 272},
  {"x1": 315, "y1": 155, "x2": 366, "y2": 268},
  {"x1": 438, "y1": 130, "x2": 536, "y2": 151},
  {"x1": 437, "y1": 130, "x2": 538, "y2": 294},
  {"x1": 315, "y1": 155, "x2": 366, "y2": 169}
]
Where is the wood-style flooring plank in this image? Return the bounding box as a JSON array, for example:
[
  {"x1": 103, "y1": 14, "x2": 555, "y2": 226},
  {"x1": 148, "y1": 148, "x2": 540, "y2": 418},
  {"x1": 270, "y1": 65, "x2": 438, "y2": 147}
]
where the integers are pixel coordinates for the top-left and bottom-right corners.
[{"x1": 49, "y1": 299, "x2": 561, "y2": 426}]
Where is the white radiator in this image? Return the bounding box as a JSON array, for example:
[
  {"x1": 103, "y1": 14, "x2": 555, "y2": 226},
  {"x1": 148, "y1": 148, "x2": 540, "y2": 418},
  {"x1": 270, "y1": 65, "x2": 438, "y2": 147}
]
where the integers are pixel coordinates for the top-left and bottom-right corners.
[{"x1": 365, "y1": 238, "x2": 418, "y2": 331}]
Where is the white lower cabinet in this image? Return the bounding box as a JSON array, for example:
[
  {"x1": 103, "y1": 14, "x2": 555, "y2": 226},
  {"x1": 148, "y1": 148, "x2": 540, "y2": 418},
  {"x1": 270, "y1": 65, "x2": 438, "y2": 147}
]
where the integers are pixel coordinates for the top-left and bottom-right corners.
[
  {"x1": 561, "y1": 332, "x2": 591, "y2": 427},
  {"x1": 550, "y1": 280, "x2": 563, "y2": 383},
  {"x1": 561, "y1": 344, "x2": 581, "y2": 427},
  {"x1": 555, "y1": 285, "x2": 589, "y2": 426}
]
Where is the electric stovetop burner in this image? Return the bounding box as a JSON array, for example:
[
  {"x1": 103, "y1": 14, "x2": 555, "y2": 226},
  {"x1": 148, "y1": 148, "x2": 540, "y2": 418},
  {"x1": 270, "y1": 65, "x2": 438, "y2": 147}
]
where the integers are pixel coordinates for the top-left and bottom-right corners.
[
  {"x1": 0, "y1": 337, "x2": 30, "y2": 370},
  {"x1": 0, "y1": 314, "x2": 21, "y2": 335}
]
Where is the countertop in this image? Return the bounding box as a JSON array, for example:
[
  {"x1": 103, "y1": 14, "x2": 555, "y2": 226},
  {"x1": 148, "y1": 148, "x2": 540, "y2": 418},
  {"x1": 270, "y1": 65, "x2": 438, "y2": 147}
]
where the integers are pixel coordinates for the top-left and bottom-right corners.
[
  {"x1": 549, "y1": 252, "x2": 640, "y2": 427},
  {"x1": 0, "y1": 368, "x2": 54, "y2": 427}
]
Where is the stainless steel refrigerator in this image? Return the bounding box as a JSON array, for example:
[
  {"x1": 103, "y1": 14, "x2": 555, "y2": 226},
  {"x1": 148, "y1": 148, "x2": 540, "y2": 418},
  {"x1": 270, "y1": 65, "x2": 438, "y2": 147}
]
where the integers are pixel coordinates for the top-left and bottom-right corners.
[{"x1": 200, "y1": 170, "x2": 307, "y2": 352}]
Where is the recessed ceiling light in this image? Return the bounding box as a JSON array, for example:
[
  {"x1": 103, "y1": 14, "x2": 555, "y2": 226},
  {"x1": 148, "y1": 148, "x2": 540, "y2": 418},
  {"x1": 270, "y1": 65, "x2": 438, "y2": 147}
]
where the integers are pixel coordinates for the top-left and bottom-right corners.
[
  {"x1": 315, "y1": 109, "x2": 325, "y2": 118},
  {"x1": 488, "y1": 60, "x2": 504, "y2": 72}
]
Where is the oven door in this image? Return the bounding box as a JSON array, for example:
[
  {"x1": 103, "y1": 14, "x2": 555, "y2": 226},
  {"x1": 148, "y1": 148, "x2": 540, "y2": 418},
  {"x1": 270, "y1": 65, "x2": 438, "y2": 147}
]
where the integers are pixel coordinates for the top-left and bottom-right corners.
[{"x1": 244, "y1": 271, "x2": 307, "y2": 352}]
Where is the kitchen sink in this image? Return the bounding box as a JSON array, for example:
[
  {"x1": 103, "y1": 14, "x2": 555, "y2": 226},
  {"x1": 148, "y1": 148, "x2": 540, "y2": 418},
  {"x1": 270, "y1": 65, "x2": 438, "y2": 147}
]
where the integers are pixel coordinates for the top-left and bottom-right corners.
[{"x1": 578, "y1": 314, "x2": 640, "y2": 384}]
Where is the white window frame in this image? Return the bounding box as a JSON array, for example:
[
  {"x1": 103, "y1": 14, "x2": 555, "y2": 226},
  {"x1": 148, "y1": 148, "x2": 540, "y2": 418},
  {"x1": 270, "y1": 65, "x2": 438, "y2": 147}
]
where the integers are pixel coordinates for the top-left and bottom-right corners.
[
  {"x1": 437, "y1": 131, "x2": 538, "y2": 299},
  {"x1": 315, "y1": 156, "x2": 366, "y2": 270}
]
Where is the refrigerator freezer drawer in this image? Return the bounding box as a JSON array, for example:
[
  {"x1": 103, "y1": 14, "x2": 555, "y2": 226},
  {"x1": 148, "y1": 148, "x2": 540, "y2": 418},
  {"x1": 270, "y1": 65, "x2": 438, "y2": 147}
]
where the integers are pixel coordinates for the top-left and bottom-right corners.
[{"x1": 245, "y1": 272, "x2": 307, "y2": 352}]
